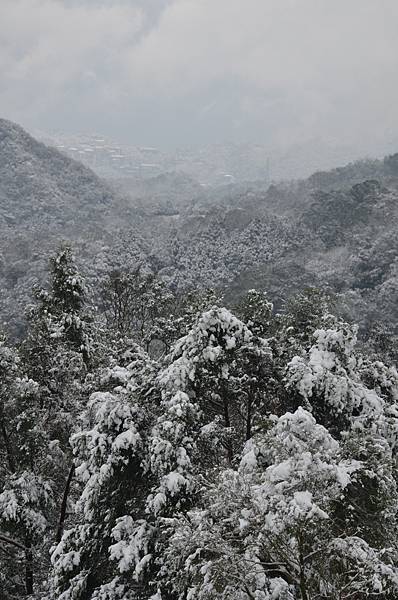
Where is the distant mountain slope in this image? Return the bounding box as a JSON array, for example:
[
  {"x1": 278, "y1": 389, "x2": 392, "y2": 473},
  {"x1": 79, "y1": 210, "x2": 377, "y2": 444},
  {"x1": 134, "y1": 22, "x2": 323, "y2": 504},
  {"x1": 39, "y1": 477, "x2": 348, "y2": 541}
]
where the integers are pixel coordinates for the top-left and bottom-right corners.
[
  {"x1": 0, "y1": 119, "x2": 145, "y2": 335},
  {"x1": 0, "y1": 118, "x2": 117, "y2": 230}
]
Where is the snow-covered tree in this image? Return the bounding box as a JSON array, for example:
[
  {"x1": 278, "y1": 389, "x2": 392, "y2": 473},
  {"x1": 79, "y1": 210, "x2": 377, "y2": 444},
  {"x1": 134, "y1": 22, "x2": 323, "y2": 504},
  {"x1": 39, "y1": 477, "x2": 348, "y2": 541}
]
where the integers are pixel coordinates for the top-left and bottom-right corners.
[
  {"x1": 20, "y1": 247, "x2": 92, "y2": 444},
  {"x1": 161, "y1": 408, "x2": 398, "y2": 600},
  {"x1": 45, "y1": 290, "x2": 398, "y2": 600},
  {"x1": 50, "y1": 344, "x2": 158, "y2": 600},
  {"x1": 235, "y1": 289, "x2": 273, "y2": 336},
  {"x1": 286, "y1": 319, "x2": 398, "y2": 438},
  {"x1": 24, "y1": 246, "x2": 92, "y2": 368},
  {"x1": 159, "y1": 306, "x2": 272, "y2": 462},
  {"x1": 0, "y1": 346, "x2": 61, "y2": 598},
  {"x1": 0, "y1": 249, "x2": 96, "y2": 598}
]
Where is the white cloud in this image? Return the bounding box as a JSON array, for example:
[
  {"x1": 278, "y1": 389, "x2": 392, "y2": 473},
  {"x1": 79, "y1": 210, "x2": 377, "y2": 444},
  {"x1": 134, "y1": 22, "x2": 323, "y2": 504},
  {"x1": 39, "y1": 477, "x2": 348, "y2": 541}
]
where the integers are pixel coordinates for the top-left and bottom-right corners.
[
  {"x1": 123, "y1": 0, "x2": 398, "y2": 138},
  {"x1": 0, "y1": 0, "x2": 143, "y2": 117},
  {"x1": 1, "y1": 0, "x2": 398, "y2": 151}
]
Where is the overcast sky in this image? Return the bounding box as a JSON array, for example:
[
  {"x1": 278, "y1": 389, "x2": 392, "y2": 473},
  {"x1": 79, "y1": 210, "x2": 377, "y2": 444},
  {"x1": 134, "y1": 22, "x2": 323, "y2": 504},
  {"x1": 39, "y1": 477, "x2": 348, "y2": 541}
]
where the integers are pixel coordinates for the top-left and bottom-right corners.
[{"x1": 1, "y1": 0, "x2": 398, "y2": 154}]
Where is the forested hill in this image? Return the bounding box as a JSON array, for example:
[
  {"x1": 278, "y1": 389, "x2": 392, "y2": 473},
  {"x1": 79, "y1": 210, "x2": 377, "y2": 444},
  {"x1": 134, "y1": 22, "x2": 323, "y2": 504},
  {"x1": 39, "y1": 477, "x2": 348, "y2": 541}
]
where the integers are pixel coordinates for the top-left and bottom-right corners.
[
  {"x1": 0, "y1": 118, "x2": 118, "y2": 227},
  {"x1": 134, "y1": 159, "x2": 398, "y2": 336},
  {"x1": 0, "y1": 118, "x2": 398, "y2": 339},
  {"x1": 0, "y1": 119, "x2": 142, "y2": 335}
]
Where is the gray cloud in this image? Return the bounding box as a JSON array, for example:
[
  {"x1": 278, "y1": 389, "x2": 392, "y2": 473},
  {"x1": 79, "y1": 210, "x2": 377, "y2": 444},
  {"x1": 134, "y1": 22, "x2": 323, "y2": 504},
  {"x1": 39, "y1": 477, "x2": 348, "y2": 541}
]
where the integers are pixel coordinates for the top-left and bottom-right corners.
[{"x1": 1, "y1": 0, "x2": 398, "y2": 154}]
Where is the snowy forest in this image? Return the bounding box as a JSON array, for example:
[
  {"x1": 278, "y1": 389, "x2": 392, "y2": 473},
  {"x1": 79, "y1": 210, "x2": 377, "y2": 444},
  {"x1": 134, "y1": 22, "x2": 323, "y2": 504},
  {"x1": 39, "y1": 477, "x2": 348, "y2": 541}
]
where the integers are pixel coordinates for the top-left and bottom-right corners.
[
  {"x1": 1, "y1": 241, "x2": 398, "y2": 599},
  {"x1": 2, "y1": 1, "x2": 398, "y2": 597}
]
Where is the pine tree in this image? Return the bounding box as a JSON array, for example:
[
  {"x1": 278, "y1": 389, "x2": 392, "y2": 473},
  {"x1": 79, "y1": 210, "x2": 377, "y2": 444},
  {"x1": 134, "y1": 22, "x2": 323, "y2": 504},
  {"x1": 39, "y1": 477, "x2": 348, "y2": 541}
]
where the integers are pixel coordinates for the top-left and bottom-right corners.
[
  {"x1": 47, "y1": 246, "x2": 91, "y2": 363},
  {"x1": 20, "y1": 246, "x2": 90, "y2": 443},
  {"x1": 160, "y1": 408, "x2": 398, "y2": 600},
  {"x1": 0, "y1": 340, "x2": 61, "y2": 598},
  {"x1": 235, "y1": 288, "x2": 273, "y2": 337},
  {"x1": 0, "y1": 248, "x2": 95, "y2": 597},
  {"x1": 50, "y1": 344, "x2": 158, "y2": 600},
  {"x1": 159, "y1": 306, "x2": 272, "y2": 463}
]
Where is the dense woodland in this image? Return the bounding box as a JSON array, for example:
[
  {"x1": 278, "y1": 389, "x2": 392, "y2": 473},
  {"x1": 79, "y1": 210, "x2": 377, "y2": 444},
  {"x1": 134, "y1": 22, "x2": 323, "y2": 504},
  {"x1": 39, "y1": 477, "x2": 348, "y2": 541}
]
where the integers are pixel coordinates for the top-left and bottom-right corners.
[
  {"x1": 1, "y1": 120, "x2": 398, "y2": 599},
  {"x1": 1, "y1": 246, "x2": 398, "y2": 599}
]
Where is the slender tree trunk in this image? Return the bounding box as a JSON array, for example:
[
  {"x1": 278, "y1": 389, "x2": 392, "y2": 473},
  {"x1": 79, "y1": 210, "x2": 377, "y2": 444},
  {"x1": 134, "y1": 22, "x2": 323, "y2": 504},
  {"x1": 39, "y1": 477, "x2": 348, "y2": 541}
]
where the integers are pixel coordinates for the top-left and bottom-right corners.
[
  {"x1": 299, "y1": 541, "x2": 309, "y2": 600},
  {"x1": 56, "y1": 463, "x2": 75, "y2": 543},
  {"x1": 25, "y1": 537, "x2": 33, "y2": 596},
  {"x1": 222, "y1": 392, "x2": 233, "y2": 464},
  {"x1": 246, "y1": 395, "x2": 252, "y2": 441},
  {"x1": 0, "y1": 418, "x2": 16, "y2": 473}
]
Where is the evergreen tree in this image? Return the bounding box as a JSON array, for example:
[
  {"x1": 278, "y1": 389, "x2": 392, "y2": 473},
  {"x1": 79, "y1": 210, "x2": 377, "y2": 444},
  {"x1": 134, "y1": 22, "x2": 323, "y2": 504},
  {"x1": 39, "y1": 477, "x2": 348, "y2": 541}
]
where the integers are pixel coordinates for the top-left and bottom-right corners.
[
  {"x1": 50, "y1": 344, "x2": 158, "y2": 600},
  {"x1": 161, "y1": 408, "x2": 398, "y2": 600},
  {"x1": 46, "y1": 246, "x2": 91, "y2": 363},
  {"x1": 0, "y1": 341, "x2": 62, "y2": 598},
  {"x1": 0, "y1": 248, "x2": 96, "y2": 597},
  {"x1": 159, "y1": 306, "x2": 272, "y2": 462}
]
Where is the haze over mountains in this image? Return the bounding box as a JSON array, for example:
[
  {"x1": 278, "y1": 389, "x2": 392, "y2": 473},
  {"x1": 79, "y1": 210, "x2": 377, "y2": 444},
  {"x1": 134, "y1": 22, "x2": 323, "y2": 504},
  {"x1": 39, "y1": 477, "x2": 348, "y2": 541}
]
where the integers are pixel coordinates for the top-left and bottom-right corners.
[
  {"x1": 1, "y1": 117, "x2": 397, "y2": 342},
  {"x1": 38, "y1": 128, "x2": 391, "y2": 184}
]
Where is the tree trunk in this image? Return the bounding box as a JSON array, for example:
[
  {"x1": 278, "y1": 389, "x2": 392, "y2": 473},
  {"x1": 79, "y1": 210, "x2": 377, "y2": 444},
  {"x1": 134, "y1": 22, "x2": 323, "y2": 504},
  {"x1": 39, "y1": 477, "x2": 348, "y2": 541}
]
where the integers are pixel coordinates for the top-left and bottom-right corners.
[
  {"x1": 222, "y1": 392, "x2": 233, "y2": 464},
  {"x1": 25, "y1": 537, "x2": 33, "y2": 596},
  {"x1": 0, "y1": 418, "x2": 16, "y2": 473},
  {"x1": 246, "y1": 395, "x2": 252, "y2": 441},
  {"x1": 299, "y1": 541, "x2": 309, "y2": 600},
  {"x1": 56, "y1": 463, "x2": 75, "y2": 543}
]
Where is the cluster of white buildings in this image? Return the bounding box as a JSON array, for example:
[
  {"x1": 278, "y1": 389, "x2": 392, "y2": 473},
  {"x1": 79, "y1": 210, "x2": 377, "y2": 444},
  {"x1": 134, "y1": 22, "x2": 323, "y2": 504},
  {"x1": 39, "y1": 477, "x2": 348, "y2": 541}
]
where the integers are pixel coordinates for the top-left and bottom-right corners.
[{"x1": 43, "y1": 132, "x2": 272, "y2": 185}]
